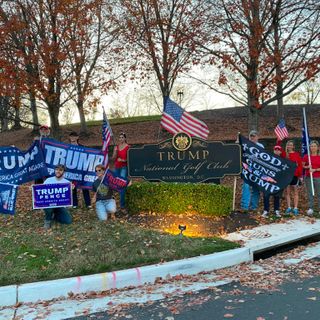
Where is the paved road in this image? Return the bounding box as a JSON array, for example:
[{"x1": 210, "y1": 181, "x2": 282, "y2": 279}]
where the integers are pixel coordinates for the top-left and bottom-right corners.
[{"x1": 68, "y1": 258, "x2": 320, "y2": 320}]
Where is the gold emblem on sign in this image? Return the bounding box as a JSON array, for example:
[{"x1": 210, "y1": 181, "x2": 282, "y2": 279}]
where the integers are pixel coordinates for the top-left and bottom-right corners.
[{"x1": 172, "y1": 132, "x2": 192, "y2": 151}]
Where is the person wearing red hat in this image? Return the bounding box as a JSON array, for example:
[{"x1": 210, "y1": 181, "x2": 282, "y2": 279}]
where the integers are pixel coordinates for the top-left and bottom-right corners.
[
  {"x1": 262, "y1": 146, "x2": 285, "y2": 218},
  {"x1": 284, "y1": 140, "x2": 303, "y2": 216}
]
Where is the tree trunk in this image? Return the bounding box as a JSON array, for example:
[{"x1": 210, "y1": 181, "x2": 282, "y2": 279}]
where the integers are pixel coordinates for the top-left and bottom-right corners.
[
  {"x1": 77, "y1": 99, "x2": 88, "y2": 134},
  {"x1": 12, "y1": 105, "x2": 22, "y2": 130},
  {"x1": 29, "y1": 90, "x2": 39, "y2": 132},
  {"x1": 47, "y1": 100, "x2": 61, "y2": 139},
  {"x1": 248, "y1": 107, "x2": 259, "y2": 131}
]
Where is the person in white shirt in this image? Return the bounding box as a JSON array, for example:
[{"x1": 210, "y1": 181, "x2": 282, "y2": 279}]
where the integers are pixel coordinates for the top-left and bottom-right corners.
[{"x1": 43, "y1": 164, "x2": 72, "y2": 229}]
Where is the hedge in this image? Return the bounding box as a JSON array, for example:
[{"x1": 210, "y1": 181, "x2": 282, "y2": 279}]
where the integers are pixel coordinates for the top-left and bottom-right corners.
[{"x1": 126, "y1": 182, "x2": 232, "y2": 216}]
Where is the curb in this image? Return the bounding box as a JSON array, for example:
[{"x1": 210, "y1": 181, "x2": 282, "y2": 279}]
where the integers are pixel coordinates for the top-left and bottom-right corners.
[{"x1": 0, "y1": 247, "x2": 250, "y2": 308}]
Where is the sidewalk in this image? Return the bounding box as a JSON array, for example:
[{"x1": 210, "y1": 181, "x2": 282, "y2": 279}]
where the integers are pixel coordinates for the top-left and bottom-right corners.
[{"x1": 1, "y1": 217, "x2": 320, "y2": 320}]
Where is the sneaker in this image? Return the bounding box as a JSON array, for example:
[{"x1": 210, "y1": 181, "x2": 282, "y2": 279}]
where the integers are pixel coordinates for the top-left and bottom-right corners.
[
  {"x1": 262, "y1": 210, "x2": 269, "y2": 218},
  {"x1": 87, "y1": 205, "x2": 92, "y2": 209},
  {"x1": 275, "y1": 210, "x2": 281, "y2": 218},
  {"x1": 72, "y1": 206, "x2": 77, "y2": 209},
  {"x1": 292, "y1": 208, "x2": 299, "y2": 216},
  {"x1": 307, "y1": 208, "x2": 314, "y2": 216},
  {"x1": 44, "y1": 220, "x2": 51, "y2": 230},
  {"x1": 285, "y1": 207, "x2": 292, "y2": 214}
]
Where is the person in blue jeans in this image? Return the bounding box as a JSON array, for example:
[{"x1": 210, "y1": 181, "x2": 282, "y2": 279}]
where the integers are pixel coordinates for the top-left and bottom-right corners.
[
  {"x1": 240, "y1": 130, "x2": 264, "y2": 212},
  {"x1": 112, "y1": 132, "x2": 130, "y2": 211},
  {"x1": 92, "y1": 164, "x2": 116, "y2": 221},
  {"x1": 43, "y1": 165, "x2": 72, "y2": 229}
]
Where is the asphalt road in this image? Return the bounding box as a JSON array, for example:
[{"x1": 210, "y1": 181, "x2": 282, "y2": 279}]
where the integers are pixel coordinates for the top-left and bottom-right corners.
[{"x1": 68, "y1": 262, "x2": 320, "y2": 320}]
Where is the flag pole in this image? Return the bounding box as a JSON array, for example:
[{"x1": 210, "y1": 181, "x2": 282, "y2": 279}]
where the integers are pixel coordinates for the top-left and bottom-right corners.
[
  {"x1": 233, "y1": 132, "x2": 241, "y2": 212},
  {"x1": 303, "y1": 107, "x2": 314, "y2": 196}
]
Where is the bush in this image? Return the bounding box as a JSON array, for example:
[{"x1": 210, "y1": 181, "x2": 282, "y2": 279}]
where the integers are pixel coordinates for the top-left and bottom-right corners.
[{"x1": 126, "y1": 182, "x2": 232, "y2": 216}]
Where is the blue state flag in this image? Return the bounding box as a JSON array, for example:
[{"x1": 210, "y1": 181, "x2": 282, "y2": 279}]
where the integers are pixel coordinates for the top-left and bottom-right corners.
[
  {"x1": 0, "y1": 183, "x2": 18, "y2": 215},
  {"x1": 302, "y1": 119, "x2": 310, "y2": 157}
]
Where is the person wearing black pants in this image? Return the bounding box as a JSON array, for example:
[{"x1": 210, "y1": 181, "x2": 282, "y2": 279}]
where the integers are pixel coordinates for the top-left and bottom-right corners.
[{"x1": 69, "y1": 131, "x2": 92, "y2": 209}]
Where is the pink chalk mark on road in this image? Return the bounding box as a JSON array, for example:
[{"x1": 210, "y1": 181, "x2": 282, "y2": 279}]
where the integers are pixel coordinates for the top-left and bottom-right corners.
[
  {"x1": 76, "y1": 276, "x2": 82, "y2": 292},
  {"x1": 135, "y1": 267, "x2": 142, "y2": 285},
  {"x1": 112, "y1": 272, "x2": 117, "y2": 288}
]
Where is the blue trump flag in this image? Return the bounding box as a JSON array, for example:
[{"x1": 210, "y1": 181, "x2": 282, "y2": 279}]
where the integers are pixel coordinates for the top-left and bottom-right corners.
[
  {"x1": 0, "y1": 140, "x2": 48, "y2": 185},
  {"x1": 0, "y1": 183, "x2": 18, "y2": 215},
  {"x1": 102, "y1": 169, "x2": 129, "y2": 192},
  {"x1": 41, "y1": 138, "x2": 105, "y2": 189}
]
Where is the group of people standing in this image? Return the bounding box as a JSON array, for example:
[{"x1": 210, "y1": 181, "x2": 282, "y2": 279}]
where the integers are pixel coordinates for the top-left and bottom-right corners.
[
  {"x1": 241, "y1": 130, "x2": 320, "y2": 218},
  {"x1": 35, "y1": 127, "x2": 130, "y2": 229}
]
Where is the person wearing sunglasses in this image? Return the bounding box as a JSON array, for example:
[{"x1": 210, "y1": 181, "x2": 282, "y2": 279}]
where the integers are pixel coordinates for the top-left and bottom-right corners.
[{"x1": 92, "y1": 165, "x2": 116, "y2": 221}]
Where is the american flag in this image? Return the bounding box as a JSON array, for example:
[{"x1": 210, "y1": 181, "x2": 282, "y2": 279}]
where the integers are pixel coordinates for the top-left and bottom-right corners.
[
  {"x1": 274, "y1": 119, "x2": 289, "y2": 141},
  {"x1": 160, "y1": 98, "x2": 209, "y2": 140},
  {"x1": 102, "y1": 109, "x2": 113, "y2": 166}
]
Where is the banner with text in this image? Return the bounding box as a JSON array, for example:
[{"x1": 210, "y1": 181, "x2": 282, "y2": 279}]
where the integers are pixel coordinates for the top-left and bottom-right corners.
[
  {"x1": 240, "y1": 136, "x2": 296, "y2": 194},
  {"x1": 32, "y1": 183, "x2": 72, "y2": 209},
  {"x1": 41, "y1": 139, "x2": 105, "y2": 189},
  {"x1": 102, "y1": 169, "x2": 129, "y2": 192},
  {"x1": 0, "y1": 183, "x2": 18, "y2": 215},
  {"x1": 0, "y1": 141, "x2": 48, "y2": 185}
]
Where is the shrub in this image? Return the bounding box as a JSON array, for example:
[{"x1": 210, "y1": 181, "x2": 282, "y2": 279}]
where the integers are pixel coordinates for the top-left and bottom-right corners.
[{"x1": 126, "y1": 182, "x2": 232, "y2": 216}]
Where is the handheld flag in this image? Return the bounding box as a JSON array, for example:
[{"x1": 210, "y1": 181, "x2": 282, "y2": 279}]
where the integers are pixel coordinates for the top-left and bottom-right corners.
[
  {"x1": 0, "y1": 183, "x2": 18, "y2": 215},
  {"x1": 160, "y1": 97, "x2": 209, "y2": 140},
  {"x1": 301, "y1": 115, "x2": 310, "y2": 157},
  {"x1": 102, "y1": 109, "x2": 113, "y2": 167},
  {"x1": 274, "y1": 119, "x2": 289, "y2": 141}
]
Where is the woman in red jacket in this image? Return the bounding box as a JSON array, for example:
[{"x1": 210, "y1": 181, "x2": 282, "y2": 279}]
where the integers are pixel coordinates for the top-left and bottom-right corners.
[{"x1": 285, "y1": 140, "x2": 303, "y2": 215}]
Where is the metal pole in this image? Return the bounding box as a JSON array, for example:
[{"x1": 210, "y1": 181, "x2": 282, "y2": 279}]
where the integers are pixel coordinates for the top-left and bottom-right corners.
[{"x1": 303, "y1": 107, "x2": 314, "y2": 196}]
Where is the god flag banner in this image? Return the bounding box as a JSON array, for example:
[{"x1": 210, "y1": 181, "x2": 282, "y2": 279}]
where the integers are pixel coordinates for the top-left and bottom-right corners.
[
  {"x1": 239, "y1": 135, "x2": 296, "y2": 194},
  {"x1": 0, "y1": 183, "x2": 18, "y2": 215},
  {"x1": 32, "y1": 183, "x2": 72, "y2": 209}
]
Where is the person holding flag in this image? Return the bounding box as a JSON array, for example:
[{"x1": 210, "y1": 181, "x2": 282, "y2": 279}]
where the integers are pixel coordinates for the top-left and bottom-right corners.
[
  {"x1": 302, "y1": 141, "x2": 320, "y2": 216},
  {"x1": 92, "y1": 164, "x2": 117, "y2": 221},
  {"x1": 112, "y1": 132, "x2": 130, "y2": 211}
]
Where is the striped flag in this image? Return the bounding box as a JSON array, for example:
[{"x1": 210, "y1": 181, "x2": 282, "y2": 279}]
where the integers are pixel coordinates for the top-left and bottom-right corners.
[
  {"x1": 274, "y1": 119, "x2": 289, "y2": 141},
  {"x1": 102, "y1": 109, "x2": 113, "y2": 166},
  {"x1": 160, "y1": 97, "x2": 209, "y2": 139}
]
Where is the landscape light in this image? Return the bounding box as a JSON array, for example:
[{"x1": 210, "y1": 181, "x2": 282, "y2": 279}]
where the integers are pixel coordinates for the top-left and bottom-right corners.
[{"x1": 178, "y1": 224, "x2": 186, "y2": 237}]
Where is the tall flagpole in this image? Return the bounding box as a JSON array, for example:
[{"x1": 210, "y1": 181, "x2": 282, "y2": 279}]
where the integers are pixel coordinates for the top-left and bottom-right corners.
[
  {"x1": 233, "y1": 132, "x2": 241, "y2": 211},
  {"x1": 303, "y1": 107, "x2": 314, "y2": 196}
]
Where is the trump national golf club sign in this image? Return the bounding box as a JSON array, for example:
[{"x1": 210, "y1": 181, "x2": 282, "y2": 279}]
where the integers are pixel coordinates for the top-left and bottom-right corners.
[{"x1": 128, "y1": 132, "x2": 241, "y2": 183}]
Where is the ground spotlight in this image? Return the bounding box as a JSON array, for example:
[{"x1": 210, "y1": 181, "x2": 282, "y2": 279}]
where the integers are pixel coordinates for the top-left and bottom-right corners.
[{"x1": 178, "y1": 224, "x2": 186, "y2": 237}]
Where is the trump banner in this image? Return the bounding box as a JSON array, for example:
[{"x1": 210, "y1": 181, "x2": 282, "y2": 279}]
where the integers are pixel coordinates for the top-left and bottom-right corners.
[
  {"x1": 40, "y1": 138, "x2": 105, "y2": 189},
  {"x1": 240, "y1": 136, "x2": 296, "y2": 194},
  {"x1": 0, "y1": 183, "x2": 18, "y2": 215},
  {"x1": 0, "y1": 141, "x2": 48, "y2": 185},
  {"x1": 102, "y1": 170, "x2": 129, "y2": 192},
  {"x1": 32, "y1": 183, "x2": 72, "y2": 209}
]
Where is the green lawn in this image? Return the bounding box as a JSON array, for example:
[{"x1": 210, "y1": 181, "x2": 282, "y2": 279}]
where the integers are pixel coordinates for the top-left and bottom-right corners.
[{"x1": 0, "y1": 209, "x2": 239, "y2": 286}]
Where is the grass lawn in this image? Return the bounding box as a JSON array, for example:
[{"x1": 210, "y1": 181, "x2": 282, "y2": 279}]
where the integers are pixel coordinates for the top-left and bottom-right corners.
[{"x1": 0, "y1": 209, "x2": 239, "y2": 287}]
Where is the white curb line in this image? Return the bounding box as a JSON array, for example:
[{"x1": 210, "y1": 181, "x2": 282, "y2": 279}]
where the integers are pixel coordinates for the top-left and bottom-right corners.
[{"x1": 0, "y1": 247, "x2": 250, "y2": 307}]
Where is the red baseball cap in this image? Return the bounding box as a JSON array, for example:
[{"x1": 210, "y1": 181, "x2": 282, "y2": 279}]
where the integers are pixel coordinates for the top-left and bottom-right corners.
[
  {"x1": 39, "y1": 125, "x2": 49, "y2": 130},
  {"x1": 274, "y1": 145, "x2": 283, "y2": 151}
]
